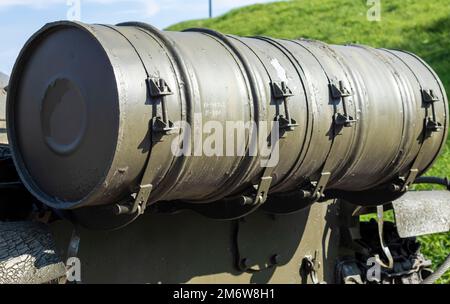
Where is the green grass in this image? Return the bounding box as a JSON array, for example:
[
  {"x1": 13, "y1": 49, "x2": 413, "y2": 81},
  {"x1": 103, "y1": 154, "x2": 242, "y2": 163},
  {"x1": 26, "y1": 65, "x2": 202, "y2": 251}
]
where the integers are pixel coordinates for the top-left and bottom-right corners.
[{"x1": 168, "y1": 0, "x2": 450, "y2": 283}]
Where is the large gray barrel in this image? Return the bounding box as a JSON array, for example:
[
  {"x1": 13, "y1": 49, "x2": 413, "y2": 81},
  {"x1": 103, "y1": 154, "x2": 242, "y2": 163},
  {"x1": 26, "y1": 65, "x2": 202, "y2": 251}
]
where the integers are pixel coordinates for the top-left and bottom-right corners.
[{"x1": 6, "y1": 21, "x2": 448, "y2": 211}]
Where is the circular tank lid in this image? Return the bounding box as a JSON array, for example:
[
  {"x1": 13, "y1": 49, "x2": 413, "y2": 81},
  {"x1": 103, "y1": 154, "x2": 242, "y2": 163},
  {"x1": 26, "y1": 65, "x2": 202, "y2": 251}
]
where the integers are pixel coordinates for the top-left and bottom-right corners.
[{"x1": 7, "y1": 22, "x2": 120, "y2": 209}]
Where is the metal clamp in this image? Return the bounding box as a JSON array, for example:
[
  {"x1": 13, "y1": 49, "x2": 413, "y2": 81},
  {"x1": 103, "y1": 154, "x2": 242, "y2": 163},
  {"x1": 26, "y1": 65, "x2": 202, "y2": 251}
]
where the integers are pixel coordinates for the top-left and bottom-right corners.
[
  {"x1": 244, "y1": 157, "x2": 276, "y2": 207},
  {"x1": 248, "y1": 91, "x2": 296, "y2": 207},
  {"x1": 305, "y1": 80, "x2": 355, "y2": 199},
  {"x1": 147, "y1": 77, "x2": 176, "y2": 134},
  {"x1": 238, "y1": 82, "x2": 296, "y2": 207},
  {"x1": 113, "y1": 77, "x2": 175, "y2": 216},
  {"x1": 422, "y1": 89, "x2": 442, "y2": 133},
  {"x1": 271, "y1": 81, "x2": 298, "y2": 131},
  {"x1": 401, "y1": 88, "x2": 442, "y2": 191},
  {"x1": 330, "y1": 80, "x2": 356, "y2": 127}
]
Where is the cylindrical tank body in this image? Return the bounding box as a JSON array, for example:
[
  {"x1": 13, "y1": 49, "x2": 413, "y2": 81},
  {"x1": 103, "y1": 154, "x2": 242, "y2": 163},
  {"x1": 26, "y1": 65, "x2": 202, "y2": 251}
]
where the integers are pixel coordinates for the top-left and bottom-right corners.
[{"x1": 6, "y1": 21, "x2": 448, "y2": 210}]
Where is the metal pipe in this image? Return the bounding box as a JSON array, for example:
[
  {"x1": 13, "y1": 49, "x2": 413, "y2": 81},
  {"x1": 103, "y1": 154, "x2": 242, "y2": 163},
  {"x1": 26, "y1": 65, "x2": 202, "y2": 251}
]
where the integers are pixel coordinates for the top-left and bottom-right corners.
[
  {"x1": 414, "y1": 176, "x2": 450, "y2": 189},
  {"x1": 421, "y1": 253, "x2": 450, "y2": 284}
]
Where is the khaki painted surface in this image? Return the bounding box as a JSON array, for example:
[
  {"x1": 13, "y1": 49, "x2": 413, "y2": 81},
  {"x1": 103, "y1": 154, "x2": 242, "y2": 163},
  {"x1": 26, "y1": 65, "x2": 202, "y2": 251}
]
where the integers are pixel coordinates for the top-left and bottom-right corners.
[{"x1": 50, "y1": 200, "x2": 342, "y2": 284}]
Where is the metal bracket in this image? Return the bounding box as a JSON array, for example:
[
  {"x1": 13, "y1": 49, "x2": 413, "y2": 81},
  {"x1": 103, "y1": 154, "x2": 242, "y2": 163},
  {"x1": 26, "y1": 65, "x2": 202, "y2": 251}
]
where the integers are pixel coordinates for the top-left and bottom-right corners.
[
  {"x1": 271, "y1": 81, "x2": 298, "y2": 131},
  {"x1": 401, "y1": 170, "x2": 418, "y2": 193},
  {"x1": 311, "y1": 172, "x2": 331, "y2": 199},
  {"x1": 238, "y1": 81, "x2": 299, "y2": 208},
  {"x1": 147, "y1": 77, "x2": 176, "y2": 134},
  {"x1": 114, "y1": 184, "x2": 153, "y2": 216},
  {"x1": 374, "y1": 205, "x2": 394, "y2": 270},
  {"x1": 330, "y1": 80, "x2": 352, "y2": 98},
  {"x1": 422, "y1": 88, "x2": 442, "y2": 134},
  {"x1": 272, "y1": 81, "x2": 293, "y2": 98},
  {"x1": 301, "y1": 79, "x2": 356, "y2": 200},
  {"x1": 425, "y1": 117, "x2": 443, "y2": 133},
  {"x1": 422, "y1": 88, "x2": 439, "y2": 104},
  {"x1": 251, "y1": 176, "x2": 273, "y2": 206},
  {"x1": 330, "y1": 80, "x2": 356, "y2": 127},
  {"x1": 132, "y1": 184, "x2": 153, "y2": 215}
]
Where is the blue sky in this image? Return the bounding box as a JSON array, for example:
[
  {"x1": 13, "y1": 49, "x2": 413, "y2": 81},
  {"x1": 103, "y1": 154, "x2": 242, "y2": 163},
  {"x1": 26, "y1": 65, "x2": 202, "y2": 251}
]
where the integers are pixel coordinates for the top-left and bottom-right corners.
[{"x1": 0, "y1": 0, "x2": 276, "y2": 75}]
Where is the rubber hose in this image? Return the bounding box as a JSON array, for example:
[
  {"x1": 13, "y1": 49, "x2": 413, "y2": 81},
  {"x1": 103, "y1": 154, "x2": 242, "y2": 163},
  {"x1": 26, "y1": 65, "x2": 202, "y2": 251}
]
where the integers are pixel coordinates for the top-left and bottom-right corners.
[{"x1": 414, "y1": 176, "x2": 450, "y2": 189}]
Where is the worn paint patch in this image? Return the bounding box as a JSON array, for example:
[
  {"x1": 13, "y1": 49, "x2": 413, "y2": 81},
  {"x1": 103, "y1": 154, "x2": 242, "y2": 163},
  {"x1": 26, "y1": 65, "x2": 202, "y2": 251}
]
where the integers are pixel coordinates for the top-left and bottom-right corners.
[{"x1": 270, "y1": 58, "x2": 288, "y2": 82}]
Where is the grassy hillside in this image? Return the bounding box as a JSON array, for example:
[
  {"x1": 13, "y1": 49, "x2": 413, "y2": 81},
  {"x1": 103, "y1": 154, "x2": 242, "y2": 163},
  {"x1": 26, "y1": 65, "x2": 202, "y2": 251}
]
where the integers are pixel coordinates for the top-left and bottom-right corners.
[{"x1": 168, "y1": 0, "x2": 450, "y2": 283}]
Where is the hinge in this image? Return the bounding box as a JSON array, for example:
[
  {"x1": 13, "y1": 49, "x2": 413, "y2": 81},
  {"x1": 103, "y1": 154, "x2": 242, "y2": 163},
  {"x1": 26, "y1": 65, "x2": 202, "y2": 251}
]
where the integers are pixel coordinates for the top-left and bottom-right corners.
[
  {"x1": 330, "y1": 80, "x2": 352, "y2": 98},
  {"x1": 148, "y1": 77, "x2": 173, "y2": 97},
  {"x1": 272, "y1": 81, "x2": 293, "y2": 98},
  {"x1": 334, "y1": 113, "x2": 356, "y2": 127},
  {"x1": 421, "y1": 89, "x2": 439, "y2": 104},
  {"x1": 426, "y1": 117, "x2": 443, "y2": 132}
]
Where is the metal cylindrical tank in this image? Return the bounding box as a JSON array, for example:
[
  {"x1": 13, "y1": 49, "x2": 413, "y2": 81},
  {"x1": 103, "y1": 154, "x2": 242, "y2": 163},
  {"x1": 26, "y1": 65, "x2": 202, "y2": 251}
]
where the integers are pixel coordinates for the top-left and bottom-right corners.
[{"x1": 6, "y1": 21, "x2": 448, "y2": 211}]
